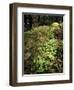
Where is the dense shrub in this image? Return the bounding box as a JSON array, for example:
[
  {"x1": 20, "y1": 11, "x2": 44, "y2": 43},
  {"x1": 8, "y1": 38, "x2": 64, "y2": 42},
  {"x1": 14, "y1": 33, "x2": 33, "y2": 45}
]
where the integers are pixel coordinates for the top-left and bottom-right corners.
[{"x1": 24, "y1": 22, "x2": 63, "y2": 74}]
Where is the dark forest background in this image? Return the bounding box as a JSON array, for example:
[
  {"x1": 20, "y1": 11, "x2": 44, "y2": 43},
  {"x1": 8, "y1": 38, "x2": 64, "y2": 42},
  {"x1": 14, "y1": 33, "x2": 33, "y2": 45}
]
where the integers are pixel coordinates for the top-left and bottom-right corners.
[{"x1": 24, "y1": 15, "x2": 63, "y2": 31}]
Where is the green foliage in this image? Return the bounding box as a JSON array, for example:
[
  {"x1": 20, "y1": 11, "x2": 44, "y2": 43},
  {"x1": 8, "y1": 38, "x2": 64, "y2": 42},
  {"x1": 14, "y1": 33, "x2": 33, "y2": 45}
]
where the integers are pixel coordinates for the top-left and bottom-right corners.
[{"x1": 24, "y1": 22, "x2": 63, "y2": 74}]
